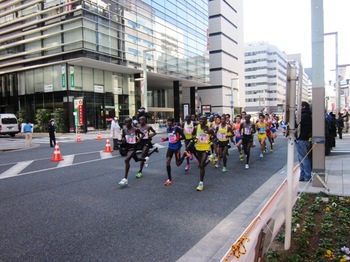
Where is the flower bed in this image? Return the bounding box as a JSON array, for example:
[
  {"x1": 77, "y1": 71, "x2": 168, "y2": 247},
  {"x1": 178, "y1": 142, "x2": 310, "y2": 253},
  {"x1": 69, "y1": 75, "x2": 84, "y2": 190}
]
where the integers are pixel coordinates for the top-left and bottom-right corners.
[{"x1": 265, "y1": 193, "x2": 350, "y2": 261}]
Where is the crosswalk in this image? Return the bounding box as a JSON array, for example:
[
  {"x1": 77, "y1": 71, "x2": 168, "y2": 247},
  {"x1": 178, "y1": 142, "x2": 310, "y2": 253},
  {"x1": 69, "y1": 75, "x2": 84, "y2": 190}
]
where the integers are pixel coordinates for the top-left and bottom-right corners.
[{"x1": 0, "y1": 143, "x2": 166, "y2": 180}]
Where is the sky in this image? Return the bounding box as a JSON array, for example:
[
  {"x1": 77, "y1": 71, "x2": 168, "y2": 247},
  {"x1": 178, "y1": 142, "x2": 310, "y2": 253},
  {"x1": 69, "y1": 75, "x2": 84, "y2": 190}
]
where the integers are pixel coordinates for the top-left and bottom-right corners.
[{"x1": 243, "y1": 0, "x2": 350, "y2": 83}]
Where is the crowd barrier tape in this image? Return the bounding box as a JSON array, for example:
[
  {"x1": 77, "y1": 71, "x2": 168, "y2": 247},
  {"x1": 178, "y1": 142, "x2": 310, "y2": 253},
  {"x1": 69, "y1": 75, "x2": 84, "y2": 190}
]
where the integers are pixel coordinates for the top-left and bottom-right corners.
[{"x1": 221, "y1": 165, "x2": 300, "y2": 261}]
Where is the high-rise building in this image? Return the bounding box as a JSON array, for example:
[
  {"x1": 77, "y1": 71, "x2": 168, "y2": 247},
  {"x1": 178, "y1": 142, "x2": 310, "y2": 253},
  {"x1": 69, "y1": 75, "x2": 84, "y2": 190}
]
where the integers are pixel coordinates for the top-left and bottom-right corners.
[
  {"x1": 244, "y1": 42, "x2": 287, "y2": 115},
  {"x1": 0, "y1": 0, "x2": 216, "y2": 131},
  {"x1": 197, "y1": 0, "x2": 244, "y2": 117}
]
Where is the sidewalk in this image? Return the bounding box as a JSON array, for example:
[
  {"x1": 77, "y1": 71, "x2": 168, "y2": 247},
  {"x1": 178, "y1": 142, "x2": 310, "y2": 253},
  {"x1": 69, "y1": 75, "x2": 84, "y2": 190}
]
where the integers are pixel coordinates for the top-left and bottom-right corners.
[{"x1": 299, "y1": 132, "x2": 350, "y2": 196}]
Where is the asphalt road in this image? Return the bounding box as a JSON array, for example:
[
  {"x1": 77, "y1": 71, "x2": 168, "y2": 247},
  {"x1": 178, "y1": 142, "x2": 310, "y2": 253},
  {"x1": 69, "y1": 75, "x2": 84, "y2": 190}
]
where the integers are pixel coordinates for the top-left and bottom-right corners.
[{"x1": 0, "y1": 135, "x2": 288, "y2": 261}]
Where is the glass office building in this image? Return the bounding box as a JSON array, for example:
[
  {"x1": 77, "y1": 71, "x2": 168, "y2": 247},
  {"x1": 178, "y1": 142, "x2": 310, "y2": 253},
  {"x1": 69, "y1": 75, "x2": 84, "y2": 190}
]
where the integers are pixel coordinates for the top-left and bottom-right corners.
[{"x1": 0, "y1": 0, "x2": 209, "y2": 131}]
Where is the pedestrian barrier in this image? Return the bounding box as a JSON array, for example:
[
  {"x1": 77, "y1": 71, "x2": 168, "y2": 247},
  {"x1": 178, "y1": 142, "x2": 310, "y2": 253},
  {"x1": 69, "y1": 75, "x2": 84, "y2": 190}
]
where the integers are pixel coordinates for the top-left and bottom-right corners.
[
  {"x1": 76, "y1": 134, "x2": 82, "y2": 142},
  {"x1": 103, "y1": 139, "x2": 113, "y2": 152},
  {"x1": 221, "y1": 166, "x2": 300, "y2": 261},
  {"x1": 96, "y1": 132, "x2": 102, "y2": 140},
  {"x1": 50, "y1": 142, "x2": 64, "y2": 162}
]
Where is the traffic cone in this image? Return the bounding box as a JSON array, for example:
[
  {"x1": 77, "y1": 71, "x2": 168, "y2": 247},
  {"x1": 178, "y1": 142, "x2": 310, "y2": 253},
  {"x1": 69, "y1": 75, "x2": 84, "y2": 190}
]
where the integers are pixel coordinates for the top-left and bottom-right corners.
[
  {"x1": 76, "y1": 134, "x2": 82, "y2": 142},
  {"x1": 51, "y1": 142, "x2": 64, "y2": 162},
  {"x1": 96, "y1": 132, "x2": 102, "y2": 140},
  {"x1": 103, "y1": 139, "x2": 114, "y2": 152}
]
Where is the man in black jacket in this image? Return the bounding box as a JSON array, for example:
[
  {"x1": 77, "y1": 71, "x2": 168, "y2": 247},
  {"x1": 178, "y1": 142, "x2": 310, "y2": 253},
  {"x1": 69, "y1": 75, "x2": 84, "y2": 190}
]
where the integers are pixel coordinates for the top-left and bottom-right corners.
[
  {"x1": 296, "y1": 101, "x2": 312, "y2": 181},
  {"x1": 48, "y1": 119, "x2": 56, "y2": 147}
]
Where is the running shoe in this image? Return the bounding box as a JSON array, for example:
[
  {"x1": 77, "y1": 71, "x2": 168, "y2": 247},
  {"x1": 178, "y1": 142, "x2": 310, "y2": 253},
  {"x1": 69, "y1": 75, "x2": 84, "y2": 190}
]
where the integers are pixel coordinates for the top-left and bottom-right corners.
[
  {"x1": 154, "y1": 147, "x2": 159, "y2": 153},
  {"x1": 214, "y1": 156, "x2": 218, "y2": 162},
  {"x1": 270, "y1": 147, "x2": 273, "y2": 152},
  {"x1": 239, "y1": 152, "x2": 244, "y2": 161},
  {"x1": 136, "y1": 172, "x2": 142, "y2": 178},
  {"x1": 118, "y1": 178, "x2": 128, "y2": 187},
  {"x1": 209, "y1": 154, "x2": 215, "y2": 164},
  {"x1": 222, "y1": 167, "x2": 228, "y2": 173},
  {"x1": 215, "y1": 163, "x2": 220, "y2": 168},
  {"x1": 164, "y1": 179, "x2": 173, "y2": 186},
  {"x1": 260, "y1": 153, "x2": 263, "y2": 158},
  {"x1": 196, "y1": 182, "x2": 204, "y2": 191},
  {"x1": 184, "y1": 165, "x2": 191, "y2": 171},
  {"x1": 144, "y1": 156, "x2": 150, "y2": 167},
  {"x1": 245, "y1": 164, "x2": 249, "y2": 169}
]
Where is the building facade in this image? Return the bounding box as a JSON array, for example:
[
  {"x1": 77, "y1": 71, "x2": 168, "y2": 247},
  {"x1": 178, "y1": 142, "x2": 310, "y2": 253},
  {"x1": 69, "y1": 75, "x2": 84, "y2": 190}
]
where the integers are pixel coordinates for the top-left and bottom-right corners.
[
  {"x1": 196, "y1": 0, "x2": 244, "y2": 117},
  {"x1": 244, "y1": 42, "x2": 288, "y2": 115},
  {"x1": 0, "y1": 0, "x2": 211, "y2": 131}
]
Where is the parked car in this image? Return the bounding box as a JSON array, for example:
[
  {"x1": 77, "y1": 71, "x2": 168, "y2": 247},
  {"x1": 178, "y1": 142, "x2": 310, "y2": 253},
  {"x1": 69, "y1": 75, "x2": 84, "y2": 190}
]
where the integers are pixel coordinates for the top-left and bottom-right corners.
[{"x1": 0, "y1": 113, "x2": 20, "y2": 137}]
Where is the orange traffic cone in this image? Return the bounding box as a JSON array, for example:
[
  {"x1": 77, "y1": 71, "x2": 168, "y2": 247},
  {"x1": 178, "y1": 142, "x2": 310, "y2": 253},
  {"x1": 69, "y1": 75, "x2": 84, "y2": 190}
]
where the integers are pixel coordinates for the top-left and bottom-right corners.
[
  {"x1": 103, "y1": 139, "x2": 114, "y2": 152},
  {"x1": 51, "y1": 142, "x2": 64, "y2": 162},
  {"x1": 76, "y1": 134, "x2": 82, "y2": 142},
  {"x1": 96, "y1": 132, "x2": 102, "y2": 140}
]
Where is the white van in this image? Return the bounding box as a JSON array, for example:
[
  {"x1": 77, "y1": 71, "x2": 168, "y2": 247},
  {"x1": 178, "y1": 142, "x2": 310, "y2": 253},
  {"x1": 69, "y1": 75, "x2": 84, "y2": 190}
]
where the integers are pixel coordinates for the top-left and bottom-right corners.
[{"x1": 0, "y1": 113, "x2": 20, "y2": 137}]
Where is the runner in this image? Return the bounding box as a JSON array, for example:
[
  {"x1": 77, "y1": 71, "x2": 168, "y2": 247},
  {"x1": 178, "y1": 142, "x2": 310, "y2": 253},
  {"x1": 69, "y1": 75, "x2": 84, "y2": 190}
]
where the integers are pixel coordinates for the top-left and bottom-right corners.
[
  {"x1": 160, "y1": 117, "x2": 185, "y2": 185},
  {"x1": 193, "y1": 115, "x2": 216, "y2": 191},
  {"x1": 256, "y1": 114, "x2": 267, "y2": 158},
  {"x1": 181, "y1": 115, "x2": 198, "y2": 171},
  {"x1": 118, "y1": 118, "x2": 149, "y2": 187},
  {"x1": 135, "y1": 116, "x2": 159, "y2": 179},
  {"x1": 214, "y1": 114, "x2": 234, "y2": 173},
  {"x1": 233, "y1": 114, "x2": 244, "y2": 161},
  {"x1": 265, "y1": 113, "x2": 274, "y2": 152},
  {"x1": 241, "y1": 114, "x2": 256, "y2": 169},
  {"x1": 209, "y1": 115, "x2": 220, "y2": 164}
]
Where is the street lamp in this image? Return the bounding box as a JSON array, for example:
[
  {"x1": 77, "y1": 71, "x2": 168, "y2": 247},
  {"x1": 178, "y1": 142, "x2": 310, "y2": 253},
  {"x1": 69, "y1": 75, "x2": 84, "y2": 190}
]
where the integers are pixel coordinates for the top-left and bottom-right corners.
[
  {"x1": 231, "y1": 77, "x2": 239, "y2": 119},
  {"x1": 142, "y1": 48, "x2": 156, "y2": 111},
  {"x1": 324, "y1": 32, "x2": 339, "y2": 113}
]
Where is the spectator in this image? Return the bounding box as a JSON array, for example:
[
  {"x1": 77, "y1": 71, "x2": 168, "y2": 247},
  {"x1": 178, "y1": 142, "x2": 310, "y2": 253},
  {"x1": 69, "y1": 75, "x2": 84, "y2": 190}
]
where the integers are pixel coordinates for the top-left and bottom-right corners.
[
  {"x1": 296, "y1": 101, "x2": 312, "y2": 181},
  {"x1": 48, "y1": 119, "x2": 56, "y2": 147},
  {"x1": 23, "y1": 120, "x2": 34, "y2": 146},
  {"x1": 329, "y1": 112, "x2": 337, "y2": 148},
  {"x1": 342, "y1": 108, "x2": 349, "y2": 133},
  {"x1": 111, "y1": 117, "x2": 122, "y2": 150},
  {"x1": 336, "y1": 112, "x2": 344, "y2": 139}
]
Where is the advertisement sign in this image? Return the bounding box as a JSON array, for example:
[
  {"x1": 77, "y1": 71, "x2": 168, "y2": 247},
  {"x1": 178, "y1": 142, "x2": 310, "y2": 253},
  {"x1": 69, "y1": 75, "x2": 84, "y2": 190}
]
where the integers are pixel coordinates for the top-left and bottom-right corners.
[
  {"x1": 61, "y1": 65, "x2": 66, "y2": 89},
  {"x1": 201, "y1": 105, "x2": 211, "y2": 114},
  {"x1": 70, "y1": 66, "x2": 75, "y2": 88},
  {"x1": 74, "y1": 97, "x2": 84, "y2": 126}
]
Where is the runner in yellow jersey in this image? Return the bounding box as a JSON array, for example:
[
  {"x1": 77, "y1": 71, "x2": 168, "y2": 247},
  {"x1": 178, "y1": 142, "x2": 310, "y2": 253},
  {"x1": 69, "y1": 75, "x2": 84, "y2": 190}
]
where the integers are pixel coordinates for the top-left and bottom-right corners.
[
  {"x1": 214, "y1": 114, "x2": 234, "y2": 172},
  {"x1": 192, "y1": 115, "x2": 216, "y2": 191},
  {"x1": 256, "y1": 114, "x2": 267, "y2": 158}
]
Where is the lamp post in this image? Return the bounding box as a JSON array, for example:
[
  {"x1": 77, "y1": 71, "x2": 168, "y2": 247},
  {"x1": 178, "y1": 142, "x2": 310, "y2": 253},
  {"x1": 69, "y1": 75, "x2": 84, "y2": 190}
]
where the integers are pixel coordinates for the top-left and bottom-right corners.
[
  {"x1": 324, "y1": 32, "x2": 339, "y2": 113},
  {"x1": 231, "y1": 77, "x2": 239, "y2": 119},
  {"x1": 142, "y1": 48, "x2": 156, "y2": 111}
]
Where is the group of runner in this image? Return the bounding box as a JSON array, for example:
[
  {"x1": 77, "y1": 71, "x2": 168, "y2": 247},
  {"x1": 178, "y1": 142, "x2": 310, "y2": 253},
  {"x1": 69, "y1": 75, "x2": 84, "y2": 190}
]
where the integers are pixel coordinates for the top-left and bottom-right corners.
[{"x1": 118, "y1": 112, "x2": 278, "y2": 191}]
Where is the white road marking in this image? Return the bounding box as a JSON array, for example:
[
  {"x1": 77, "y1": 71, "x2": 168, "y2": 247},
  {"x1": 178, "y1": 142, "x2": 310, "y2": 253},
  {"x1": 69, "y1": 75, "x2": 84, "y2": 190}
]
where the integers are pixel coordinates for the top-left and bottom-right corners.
[
  {"x1": 100, "y1": 151, "x2": 113, "y2": 159},
  {"x1": 0, "y1": 161, "x2": 33, "y2": 179},
  {"x1": 57, "y1": 155, "x2": 74, "y2": 168}
]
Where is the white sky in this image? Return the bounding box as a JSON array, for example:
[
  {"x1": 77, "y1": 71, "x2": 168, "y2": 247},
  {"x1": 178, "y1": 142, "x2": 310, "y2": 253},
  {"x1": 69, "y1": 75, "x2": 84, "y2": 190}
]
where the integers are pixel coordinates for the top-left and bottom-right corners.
[{"x1": 243, "y1": 0, "x2": 350, "y2": 82}]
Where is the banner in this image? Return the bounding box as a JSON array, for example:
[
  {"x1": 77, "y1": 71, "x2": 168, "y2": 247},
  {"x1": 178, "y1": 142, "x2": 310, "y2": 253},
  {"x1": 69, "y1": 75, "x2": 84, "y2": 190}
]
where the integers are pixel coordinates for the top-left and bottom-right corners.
[{"x1": 74, "y1": 97, "x2": 84, "y2": 126}]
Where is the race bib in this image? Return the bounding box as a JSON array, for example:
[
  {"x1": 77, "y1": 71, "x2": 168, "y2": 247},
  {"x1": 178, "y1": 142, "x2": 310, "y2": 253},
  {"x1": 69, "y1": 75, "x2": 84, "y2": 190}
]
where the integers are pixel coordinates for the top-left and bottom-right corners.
[
  {"x1": 198, "y1": 134, "x2": 208, "y2": 143},
  {"x1": 259, "y1": 127, "x2": 266, "y2": 134},
  {"x1": 244, "y1": 128, "x2": 251, "y2": 135},
  {"x1": 142, "y1": 131, "x2": 149, "y2": 139},
  {"x1": 168, "y1": 133, "x2": 177, "y2": 143},
  {"x1": 217, "y1": 132, "x2": 226, "y2": 139},
  {"x1": 184, "y1": 127, "x2": 193, "y2": 134},
  {"x1": 234, "y1": 129, "x2": 241, "y2": 137},
  {"x1": 126, "y1": 135, "x2": 136, "y2": 144}
]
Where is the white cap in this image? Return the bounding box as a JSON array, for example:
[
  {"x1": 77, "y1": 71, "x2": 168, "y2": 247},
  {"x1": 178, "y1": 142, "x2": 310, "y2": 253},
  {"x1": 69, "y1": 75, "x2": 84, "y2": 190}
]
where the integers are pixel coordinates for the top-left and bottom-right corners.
[{"x1": 114, "y1": 117, "x2": 118, "y2": 120}]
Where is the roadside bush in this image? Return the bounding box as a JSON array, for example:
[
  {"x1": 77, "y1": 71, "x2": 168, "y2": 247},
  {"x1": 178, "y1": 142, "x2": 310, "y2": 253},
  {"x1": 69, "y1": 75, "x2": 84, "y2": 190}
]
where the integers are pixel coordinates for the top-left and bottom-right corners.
[
  {"x1": 34, "y1": 109, "x2": 51, "y2": 132},
  {"x1": 52, "y1": 108, "x2": 67, "y2": 133}
]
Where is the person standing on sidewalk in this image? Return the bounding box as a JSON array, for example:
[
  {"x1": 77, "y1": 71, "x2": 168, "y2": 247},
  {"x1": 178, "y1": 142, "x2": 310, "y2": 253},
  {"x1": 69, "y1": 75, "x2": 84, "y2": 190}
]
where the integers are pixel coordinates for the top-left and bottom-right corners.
[
  {"x1": 23, "y1": 121, "x2": 33, "y2": 146},
  {"x1": 336, "y1": 112, "x2": 344, "y2": 139},
  {"x1": 111, "y1": 117, "x2": 122, "y2": 150},
  {"x1": 48, "y1": 119, "x2": 56, "y2": 147},
  {"x1": 296, "y1": 101, "x2": 312, "y2": 181}
]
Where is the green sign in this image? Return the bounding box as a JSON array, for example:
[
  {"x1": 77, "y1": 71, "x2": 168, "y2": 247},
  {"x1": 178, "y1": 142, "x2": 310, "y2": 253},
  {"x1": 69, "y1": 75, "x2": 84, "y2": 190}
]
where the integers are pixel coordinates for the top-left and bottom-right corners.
[
  {"x1": 70, "y1": 66, "x2": 75, "y2": 88},
  {"x1": 61, "y1": 65, "x2": 66, "y2": 89}
]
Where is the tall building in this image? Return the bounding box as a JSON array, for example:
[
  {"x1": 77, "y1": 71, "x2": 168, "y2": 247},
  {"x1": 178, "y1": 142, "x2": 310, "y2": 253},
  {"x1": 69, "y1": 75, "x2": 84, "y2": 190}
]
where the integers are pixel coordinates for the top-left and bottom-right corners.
[
  {"x1": 197, "y1": 0, "x2": 244, "y2": 117},
  {"x1": 244, "y1": 42, "x2": 287, "y2": 115},
  {"x1": 0, "y1": 0, "x2": 213, "y2": 131}
]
